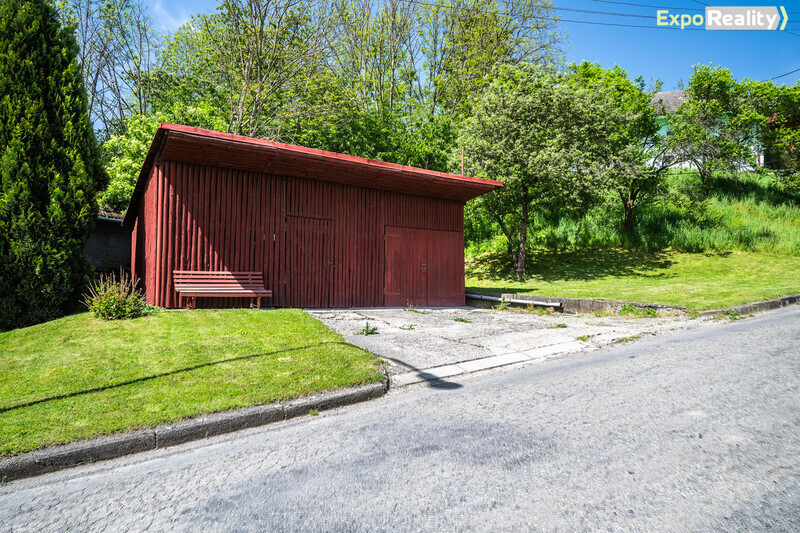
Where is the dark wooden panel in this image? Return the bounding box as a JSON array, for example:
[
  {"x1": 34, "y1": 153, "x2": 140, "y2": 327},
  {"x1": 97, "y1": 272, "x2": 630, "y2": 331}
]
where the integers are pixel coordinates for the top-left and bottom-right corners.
[{"x1": 384, "y1": 226, "x2": 427, "y2": 307}]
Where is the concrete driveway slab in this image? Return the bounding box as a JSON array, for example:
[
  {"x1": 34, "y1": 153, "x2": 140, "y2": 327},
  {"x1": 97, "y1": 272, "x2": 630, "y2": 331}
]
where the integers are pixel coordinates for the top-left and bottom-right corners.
[{"x1": 308, "y1": 307, "x2": 716, "y2": 385}]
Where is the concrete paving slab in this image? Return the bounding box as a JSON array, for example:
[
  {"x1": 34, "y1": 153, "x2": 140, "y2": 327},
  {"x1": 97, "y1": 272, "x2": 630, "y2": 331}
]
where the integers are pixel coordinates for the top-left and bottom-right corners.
[{"x1": 307, "y1": 307, "x2": 716, "y2": 387}]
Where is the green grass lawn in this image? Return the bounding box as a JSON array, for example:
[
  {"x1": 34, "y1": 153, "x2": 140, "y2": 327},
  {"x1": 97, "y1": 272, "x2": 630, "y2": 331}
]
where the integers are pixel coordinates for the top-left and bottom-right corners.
[
  {"x1": 466, "y1": 249, "x2": 800, "y2": 310},
  {"x1": 0, "y1": 309, "x2": 382, "y2": 456}
]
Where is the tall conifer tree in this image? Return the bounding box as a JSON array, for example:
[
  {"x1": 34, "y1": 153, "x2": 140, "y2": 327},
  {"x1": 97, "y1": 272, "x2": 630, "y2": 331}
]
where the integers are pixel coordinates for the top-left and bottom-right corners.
[{"x1": 0, "y1": 0, "x2": 107, "y2": 330}]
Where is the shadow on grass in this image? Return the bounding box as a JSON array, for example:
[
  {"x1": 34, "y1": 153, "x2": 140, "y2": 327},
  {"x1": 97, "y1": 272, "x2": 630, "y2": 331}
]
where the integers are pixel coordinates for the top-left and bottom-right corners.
[
  {"x1": 466, "y1": 248, "x2": 676, "y2": 291},
  {"x1": 0, "y1": 342, "x2": 350, "y2": 414}
]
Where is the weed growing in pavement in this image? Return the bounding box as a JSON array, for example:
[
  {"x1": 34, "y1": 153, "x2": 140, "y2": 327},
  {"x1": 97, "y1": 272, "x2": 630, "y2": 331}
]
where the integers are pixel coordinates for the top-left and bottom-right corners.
[
  {"x1": 399, "y1": 324, "x2": 415, "y2": 330},
  {"x1": 619, "y1": 335, "x2": 640, "y2": 342},
  {"x1": 592, "y1": 309, "x2": 612, "y2": 317},
  {"x1": 454, "y1": 317, "x2": 472, "y2": 323},
  {"x1": 357, "y1": 321, "x2": 379, "y2": 335},
  {"x1": 688, "y1": 311, "x2": 702, "y2": 319},
  {"x1": 493, "y1": 297, "x2": 510, "y2": 311},
  {"x1": 404, "y1": 307, "x2": 429, "y2": 315},
  {"x1": 308, "y1": 408, "x2": 318, "y2": 416},
  {"x1": 527, "y1": 305, "x2": 554, "y2": 315},
  {"x1": 550, "y1": 323, "x2": 568, "y2": 329},
  {"x1": 577, "y1": 335, "x2": 590, "y2": 342},
  {"x1": 715, "y1": 310, "x2": 741, "y2": 320}
]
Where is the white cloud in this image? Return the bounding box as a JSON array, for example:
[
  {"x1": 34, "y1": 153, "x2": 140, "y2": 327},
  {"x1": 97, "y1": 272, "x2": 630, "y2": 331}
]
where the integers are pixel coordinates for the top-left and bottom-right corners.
[{"x1": 152, "y1": 1, "x2": 190, "y2": 32}]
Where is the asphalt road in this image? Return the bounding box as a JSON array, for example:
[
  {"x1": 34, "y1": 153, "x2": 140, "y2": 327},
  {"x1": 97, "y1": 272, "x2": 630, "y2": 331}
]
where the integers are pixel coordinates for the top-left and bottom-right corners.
[{"x1": 2, "y1": 306, "x2": 799, "y2": 532}]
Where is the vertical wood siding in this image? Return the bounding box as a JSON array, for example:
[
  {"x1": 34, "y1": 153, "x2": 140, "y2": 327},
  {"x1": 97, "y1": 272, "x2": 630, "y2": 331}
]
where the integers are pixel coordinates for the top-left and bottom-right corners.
[{"x1": 134, "y1": 161, "x2": 465, "y2": 308}]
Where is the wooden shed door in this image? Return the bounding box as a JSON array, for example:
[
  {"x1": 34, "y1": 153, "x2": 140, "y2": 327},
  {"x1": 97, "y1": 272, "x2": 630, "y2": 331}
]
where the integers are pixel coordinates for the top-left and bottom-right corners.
[
  {"x1": 285, "y1": 216, "x2": 334, "y2": 307},
  {"x1": 426, "y1": 230, "x2": 465, "y2": 306},
  {"x1": 384, "y1": 226, "x2": 464, "y2": 306}
]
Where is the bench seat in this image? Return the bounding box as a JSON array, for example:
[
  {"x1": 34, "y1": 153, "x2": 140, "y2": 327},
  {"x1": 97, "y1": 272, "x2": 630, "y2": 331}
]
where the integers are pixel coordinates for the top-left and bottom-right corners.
[{"x1": 173, "y1": 270, "x2": 272, "y2": 309}]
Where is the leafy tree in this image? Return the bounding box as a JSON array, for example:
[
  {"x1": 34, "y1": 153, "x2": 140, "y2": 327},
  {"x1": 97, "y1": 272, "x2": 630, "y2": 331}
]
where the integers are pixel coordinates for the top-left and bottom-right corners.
[
  {"x1": 569, "y1": 62, "x2": 671, "y2": 234},
  {"x1": 758, "y1": 81, "x2": 800, "y2": 179},
  {"x1": 667, "y1": 64, "x2": 763, "y2": 186},
  {"x1": 58, "y1": 0, "x2": 159, "y2": 136},
  {"x1": 0, "y1": 0, "x2": 108, "y2": 330},
  {"x1": 459, "y1": 64, "x2": 623, "y2": 278},
  {"x1": 100, "y1": 105, "x2": 227, "y2": 212}
]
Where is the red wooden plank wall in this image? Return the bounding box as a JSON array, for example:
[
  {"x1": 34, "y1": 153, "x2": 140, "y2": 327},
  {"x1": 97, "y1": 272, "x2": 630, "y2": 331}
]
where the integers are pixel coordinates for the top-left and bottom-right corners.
[{"x1": 134, "y1": 160, "x2": 465, "y2": 308}]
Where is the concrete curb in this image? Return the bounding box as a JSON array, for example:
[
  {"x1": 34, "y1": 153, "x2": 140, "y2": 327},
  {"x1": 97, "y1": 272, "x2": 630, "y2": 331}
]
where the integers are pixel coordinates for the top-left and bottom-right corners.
[
  {"x1": 0, "y1": 381, "x2": 386, "y2": 483},
  {"x1": 698, "y1": 294, "x2": 800, "y2": 317},
  {"x1": 467, "y1": 292, "x2": 800, "y2": 317}
]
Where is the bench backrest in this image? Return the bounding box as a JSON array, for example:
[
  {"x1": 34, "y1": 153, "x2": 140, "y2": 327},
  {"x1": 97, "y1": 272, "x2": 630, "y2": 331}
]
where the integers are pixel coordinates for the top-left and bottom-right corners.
[{"x1": 173, "y1": 270, "x2": 265, "y2": 289}]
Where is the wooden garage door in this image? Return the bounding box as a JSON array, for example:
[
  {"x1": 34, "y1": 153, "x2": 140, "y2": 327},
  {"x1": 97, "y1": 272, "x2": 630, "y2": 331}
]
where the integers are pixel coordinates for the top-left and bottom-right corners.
[
  {"x1": 285, "y1": 216, "x2": 334, "y2": 307},
  {"x1": 384, "y1": 226, "x2": 464, "y2": 307}
]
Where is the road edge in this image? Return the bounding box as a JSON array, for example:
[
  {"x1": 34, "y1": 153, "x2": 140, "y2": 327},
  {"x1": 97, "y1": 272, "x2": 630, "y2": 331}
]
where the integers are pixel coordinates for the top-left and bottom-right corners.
[{"x1": 0, "y1": 380, "x2": 387, "y2": 483}]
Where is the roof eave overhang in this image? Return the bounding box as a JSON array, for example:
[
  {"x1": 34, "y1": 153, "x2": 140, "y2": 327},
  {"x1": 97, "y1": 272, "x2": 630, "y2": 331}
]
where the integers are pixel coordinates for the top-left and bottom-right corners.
[{"x1": 122, "y1": 124, "x2": 502, "y2": 228}]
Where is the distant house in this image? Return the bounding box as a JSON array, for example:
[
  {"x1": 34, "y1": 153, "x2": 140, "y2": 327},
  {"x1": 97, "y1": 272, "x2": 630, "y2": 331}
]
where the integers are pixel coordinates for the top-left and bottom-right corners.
[
  {"x1": 649, "y1": 90, "x2": 690, "y2": 136},
  {"x1": 648, "y1": 89, "x2": 763, "y2": 168}
]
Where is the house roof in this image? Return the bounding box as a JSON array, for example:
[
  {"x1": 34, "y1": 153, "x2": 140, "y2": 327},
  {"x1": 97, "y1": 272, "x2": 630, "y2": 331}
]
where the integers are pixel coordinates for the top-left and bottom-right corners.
[
  {"x1": 122, "y1": 123, "x2": 502, "y2": 228},
  {"x1": 649, "y1": 90, "x2": 689, "y2": 114}
]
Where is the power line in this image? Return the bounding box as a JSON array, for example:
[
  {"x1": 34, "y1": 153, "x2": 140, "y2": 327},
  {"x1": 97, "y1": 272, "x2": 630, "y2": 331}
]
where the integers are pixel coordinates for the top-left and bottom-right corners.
[
  {"x1": 767, "y1": 66, "x2": 800, "y2": 81},
  {"x1": 587, "y1": 0, "x2": 703, "y2": 11},
  {"x1": 404, "y1": 0, "x2": 704, "y2": 30},
  {"x1": 558, "y1": 17, "x2": 703, "y2": 29},
  {"x1": 553, "y1": 6, "x2": 653, "y2": 19}
]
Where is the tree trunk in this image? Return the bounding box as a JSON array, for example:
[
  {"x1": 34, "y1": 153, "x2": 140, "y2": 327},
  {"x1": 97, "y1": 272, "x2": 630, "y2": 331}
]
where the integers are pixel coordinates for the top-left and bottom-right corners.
[
  {"x1": 514, "y1": 196, "x2": 528, "y2": 280},
  {"x1": 624, "y1": 204, "x2": 634, "y2": 235}
]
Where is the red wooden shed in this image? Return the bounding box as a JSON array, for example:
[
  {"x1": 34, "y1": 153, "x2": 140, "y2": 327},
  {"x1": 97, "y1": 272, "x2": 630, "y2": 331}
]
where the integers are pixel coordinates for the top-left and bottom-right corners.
[{"x1": 122, "y1": 123, "x2": 501, "y2": 308}]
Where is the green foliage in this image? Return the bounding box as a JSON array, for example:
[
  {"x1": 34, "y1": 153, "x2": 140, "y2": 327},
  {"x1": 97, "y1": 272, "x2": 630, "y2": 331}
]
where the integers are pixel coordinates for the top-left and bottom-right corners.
[
  {"x1": 569, "y1": 62, "x2": 669, "y2": 234},
  {"x1": 466, "y1": 171, "x2": 800, "y2": 256},
  {"x1": 460, "y1": 64, "x2": 625, "y2": 278},
  {"x1": 0, "y1": 0, "x2": 107, "y2": 331},
  {"x1": 100, "y1": 106, "x2": 227, "y2": 212},
  {"x1": 667, "y1": 64, "x2": 763, "y2": 185},
  {"x1": 82, "y1": 270, "x2": 147, "y2": 320},
  {"x1": 453, "y1": 317, "x2": 472, "y2": 323},
  {"x1": 550, "y1": 323, "x2": 568, "y2": 328}
]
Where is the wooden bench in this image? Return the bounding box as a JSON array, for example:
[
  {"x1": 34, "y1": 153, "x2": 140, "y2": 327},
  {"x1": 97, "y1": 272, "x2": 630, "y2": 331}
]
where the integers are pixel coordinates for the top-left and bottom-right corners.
[{"x1": 172, "y1": 270, "x2": 272, "y2": 309}]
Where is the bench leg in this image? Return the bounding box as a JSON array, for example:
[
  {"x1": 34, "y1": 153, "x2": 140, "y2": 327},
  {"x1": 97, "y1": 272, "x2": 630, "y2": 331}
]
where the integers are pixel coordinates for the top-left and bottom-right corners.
[{"x1": 257, "y1": 296, "x2": 261, "y2": 309}]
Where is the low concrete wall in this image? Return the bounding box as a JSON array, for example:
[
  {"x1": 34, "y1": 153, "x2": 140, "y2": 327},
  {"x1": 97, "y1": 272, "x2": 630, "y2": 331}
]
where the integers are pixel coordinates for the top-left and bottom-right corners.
[
  {"x1": 467, "y1": 293, "x2": 687, "y2": 314},
  {"x1": 467, "y1": 292, "x2": 800, "y2": 317}
]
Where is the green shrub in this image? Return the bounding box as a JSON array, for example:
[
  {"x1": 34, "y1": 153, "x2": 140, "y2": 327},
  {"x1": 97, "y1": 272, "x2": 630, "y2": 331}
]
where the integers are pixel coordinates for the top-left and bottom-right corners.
[
  {"x1": 0, "y1": 0, "x2": 107, "y2": 331},
  {"x1": 83, "y1": 270, "x2": 147, "y2": 320}
]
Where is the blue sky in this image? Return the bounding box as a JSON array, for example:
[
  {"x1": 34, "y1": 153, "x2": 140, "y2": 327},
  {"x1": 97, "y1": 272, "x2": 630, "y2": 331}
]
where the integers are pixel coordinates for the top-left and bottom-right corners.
[{"x1": 146, "y1": 0, "x2": 800, "y2": 89}]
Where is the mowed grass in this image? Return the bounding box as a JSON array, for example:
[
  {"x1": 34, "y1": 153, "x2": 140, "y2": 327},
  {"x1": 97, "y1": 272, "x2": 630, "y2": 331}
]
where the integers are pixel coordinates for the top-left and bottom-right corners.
[
  {"x1": 0, "y1": 309, "x2": 383, "y2": 456},
  {"x1": 466, "y1": 249, "x2": 800, "y2": 310}
]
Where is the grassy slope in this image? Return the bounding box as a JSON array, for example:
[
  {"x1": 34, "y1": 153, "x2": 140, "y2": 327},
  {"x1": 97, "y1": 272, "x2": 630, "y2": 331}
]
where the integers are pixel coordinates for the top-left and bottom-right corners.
[
  {"x1": 0, "y1": 309, "x2": 382, "y2": 456},
  {"x1": 466, "y1": 249, "x2": 800, "y2": 310}
]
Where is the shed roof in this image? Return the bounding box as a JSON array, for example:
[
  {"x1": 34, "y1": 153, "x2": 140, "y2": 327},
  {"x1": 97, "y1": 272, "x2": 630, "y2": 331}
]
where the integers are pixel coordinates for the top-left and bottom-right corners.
[{"x1": 123, "y1": 123, "x2": 502, "y2": 227}]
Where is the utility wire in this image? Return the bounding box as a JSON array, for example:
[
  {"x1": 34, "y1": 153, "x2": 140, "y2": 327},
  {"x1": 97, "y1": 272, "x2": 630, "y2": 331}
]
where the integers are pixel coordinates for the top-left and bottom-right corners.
[
  {"x1": 553, "y1": 6, "x2": 654, "y2": 19},
  {"x1": 587, "y1": 0, "x2": 703, "y2": 11},
  {"x1": 767, "y1": 66, "x2": 800, "y2": 81},
  {"x1": 404, "y1": 0, "x2": 704, "y2": 29}
]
